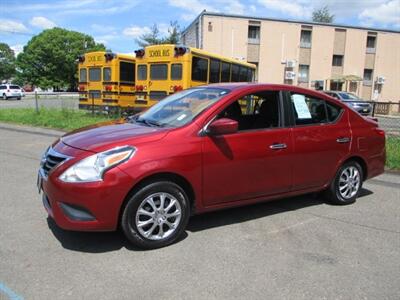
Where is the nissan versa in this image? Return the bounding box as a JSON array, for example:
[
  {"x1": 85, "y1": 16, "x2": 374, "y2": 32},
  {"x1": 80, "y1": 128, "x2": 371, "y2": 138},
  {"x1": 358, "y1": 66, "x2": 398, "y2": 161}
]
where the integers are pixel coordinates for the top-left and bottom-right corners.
[{"x1": 37, "y1": 84, "x2": 385, "y2": 249}]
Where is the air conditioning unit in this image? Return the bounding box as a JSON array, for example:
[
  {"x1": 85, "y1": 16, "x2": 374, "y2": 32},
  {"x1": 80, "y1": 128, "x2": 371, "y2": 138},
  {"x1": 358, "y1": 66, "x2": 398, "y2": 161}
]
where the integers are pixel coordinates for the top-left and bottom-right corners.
[
  {"x1": 285, "y1": 71, "x2": 296, "y2": 80},
  {"x1": 286, "y1": 60, "x2": 296, "y2": 68},
  {"x1": 376, "y1": 76, "x2": 385, "y2": 84}
]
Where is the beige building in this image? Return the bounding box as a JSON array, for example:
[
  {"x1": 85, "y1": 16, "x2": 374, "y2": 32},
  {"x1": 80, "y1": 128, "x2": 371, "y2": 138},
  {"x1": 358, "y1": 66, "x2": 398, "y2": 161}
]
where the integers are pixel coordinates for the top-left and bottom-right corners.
[{"x1": 181, "y1": 11, "x2": 400, "y2": 101}]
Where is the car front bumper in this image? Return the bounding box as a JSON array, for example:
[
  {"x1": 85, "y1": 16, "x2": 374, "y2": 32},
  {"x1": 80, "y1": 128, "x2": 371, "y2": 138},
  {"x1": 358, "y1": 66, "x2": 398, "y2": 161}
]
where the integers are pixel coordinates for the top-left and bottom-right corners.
[{"x1": 38, "y1": 146, "x2": 134, "y2": 232}]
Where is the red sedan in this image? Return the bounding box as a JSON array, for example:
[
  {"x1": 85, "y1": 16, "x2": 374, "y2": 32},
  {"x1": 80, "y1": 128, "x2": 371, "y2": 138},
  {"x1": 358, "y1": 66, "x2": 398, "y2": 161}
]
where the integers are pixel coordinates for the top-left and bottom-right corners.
[{"x1": 38, "y1": 84, "x2": 385, "y2": 249}]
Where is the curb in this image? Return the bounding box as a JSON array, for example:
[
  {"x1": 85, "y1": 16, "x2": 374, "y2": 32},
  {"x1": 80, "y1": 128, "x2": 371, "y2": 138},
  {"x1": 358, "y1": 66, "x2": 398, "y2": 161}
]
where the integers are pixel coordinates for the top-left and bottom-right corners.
[
  {"x1": 0, "y1": 122, "x2": 66, "y2": 138},
  {"x1": 384, "y1": 168, "x2": 400, "y2": 175}
]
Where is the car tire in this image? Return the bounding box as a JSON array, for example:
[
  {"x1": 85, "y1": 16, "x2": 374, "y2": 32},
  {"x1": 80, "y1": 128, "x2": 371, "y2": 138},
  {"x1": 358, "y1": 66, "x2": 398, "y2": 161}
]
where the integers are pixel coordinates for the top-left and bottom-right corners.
[
  {"x1": 17, "y1": 97, "x2": 21, "y2": 100},
  {"x1": 2, "y1": 94, "x2": 7, "y2": 100},
  {"x1": 121, "y1": 181, "x2": 190, "y2": 249},
  {"x1": 325, "y1": 161, "x2": 363, "y2": 205}
]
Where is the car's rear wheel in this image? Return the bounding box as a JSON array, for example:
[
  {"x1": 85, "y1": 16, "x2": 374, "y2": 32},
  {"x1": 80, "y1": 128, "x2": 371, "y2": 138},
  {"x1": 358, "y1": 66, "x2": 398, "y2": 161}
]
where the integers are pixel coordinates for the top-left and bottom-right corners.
[
  {"x1": 2, "y1": 94, "x2": 7, "y2": 100},
  {"x1": 121, "y1": 181, "x2": 190, "y2": 249},
  {"x1": 17, "y1": 97, "x2": 21, "y2": 100},
  {"x1": 326, "y1": 161, "x2": 363, "y2": 205}
]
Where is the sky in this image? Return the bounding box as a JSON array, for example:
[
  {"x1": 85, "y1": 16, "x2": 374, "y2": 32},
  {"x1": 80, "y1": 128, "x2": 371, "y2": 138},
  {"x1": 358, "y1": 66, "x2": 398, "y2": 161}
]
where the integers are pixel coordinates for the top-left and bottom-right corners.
[{"x1": 1, "y1": 0, "x2": 399, "y2": 56}]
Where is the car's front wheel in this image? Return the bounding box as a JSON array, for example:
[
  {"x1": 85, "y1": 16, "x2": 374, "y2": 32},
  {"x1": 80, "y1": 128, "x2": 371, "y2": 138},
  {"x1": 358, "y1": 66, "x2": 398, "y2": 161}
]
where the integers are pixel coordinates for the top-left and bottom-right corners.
[
  {"x1": 121, "y1": 181, "x2": 190, "y2": 249},
  {"x1": 2, "y1": 94, "x2": 7, "y2": 100},
  {"x1": 326, "y1": 161, "x2": 363, "y2": 205}
]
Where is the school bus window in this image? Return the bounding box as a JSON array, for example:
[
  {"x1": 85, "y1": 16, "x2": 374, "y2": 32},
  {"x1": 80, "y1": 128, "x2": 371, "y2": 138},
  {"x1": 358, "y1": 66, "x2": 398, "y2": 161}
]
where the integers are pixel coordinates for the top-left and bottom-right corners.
[
  {"x1": 120, "y1": 61, "x2": 135, "y2": 82},
  {"x1": 103, "y1": 67, "x2": 111, "y2": 81},
  {"x1": 79, "y1": 68, "x2": 87, "y2": 82},
  {"x1": 231, "y1": 64, "x2": 240, "y2": 82},
  {"x1": 239, "y1": 66, "x2": 248, "y2": 82},
  {"x1": 137, "y1": 65, "x2": 147, "y2": 80},
  {"x1": 192, "y1": 56, "x2": 208, "y2": 82},
  {"x1": 89, "y1": 67, "x2": 101, "y2": 81},
  {"x1": 209, "y1": 59, "x2": 220, "y2": 83},
  {"x1": 221, "y1": 62, "x2": 230, "y2": 82},
  {"x1": 247, "y1": 69, "x2": 254, "y2": 82},
  {"x1": 150, "y1": 64, "x2": 168, "y2": 80},
  {"x1": 171, "y1": 64, "x2": 182, "y2": 80}
]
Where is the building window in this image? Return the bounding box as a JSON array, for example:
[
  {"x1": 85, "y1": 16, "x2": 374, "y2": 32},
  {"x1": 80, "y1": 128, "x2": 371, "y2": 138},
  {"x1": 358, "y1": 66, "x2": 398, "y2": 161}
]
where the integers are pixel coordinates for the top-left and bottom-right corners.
[
  {"x1": 248, "y1": 25, "x2": 260, "y2": 44},
  {"x1": 298, "y1": 65, "x2": 309, "y2": 82},
  {"x1": 208, "y1": 22, "x2": 213, "y2": 32},
  {"x1": 332, "y1": 55, "x2": 344, "y2": 67},
  {"x1": 300, "y1": 30, "x2": 312, "y2": 48},
  {"x1": 366, "y1": 35, "x2": 376, "y2": 53},
  {"x1": 363, "y1": 69, "x2": 373, "y2": 86}
]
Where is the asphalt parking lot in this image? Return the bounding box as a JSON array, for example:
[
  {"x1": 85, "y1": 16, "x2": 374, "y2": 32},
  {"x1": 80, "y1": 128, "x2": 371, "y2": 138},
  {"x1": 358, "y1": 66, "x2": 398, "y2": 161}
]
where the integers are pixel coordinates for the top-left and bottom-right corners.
[{"x1": 0, "y1": 123, "x2": 399, "y2": 300}]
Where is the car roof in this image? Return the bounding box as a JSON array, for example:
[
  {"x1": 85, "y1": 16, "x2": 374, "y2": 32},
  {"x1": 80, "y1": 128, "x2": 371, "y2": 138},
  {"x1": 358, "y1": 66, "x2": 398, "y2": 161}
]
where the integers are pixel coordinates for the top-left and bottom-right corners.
[{"x1": 205, "y1": 83, "x2": 334, "y2": 100}]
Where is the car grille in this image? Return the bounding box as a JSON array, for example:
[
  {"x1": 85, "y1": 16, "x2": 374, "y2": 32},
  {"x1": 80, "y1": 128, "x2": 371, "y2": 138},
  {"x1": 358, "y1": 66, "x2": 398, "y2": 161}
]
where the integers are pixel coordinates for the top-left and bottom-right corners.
[
  {"x1": 149, "y1": 91, "x2": 168, "y2": 101},
  {"x1": 41, "y1": 148, "x2": 70, "y2": 176}
]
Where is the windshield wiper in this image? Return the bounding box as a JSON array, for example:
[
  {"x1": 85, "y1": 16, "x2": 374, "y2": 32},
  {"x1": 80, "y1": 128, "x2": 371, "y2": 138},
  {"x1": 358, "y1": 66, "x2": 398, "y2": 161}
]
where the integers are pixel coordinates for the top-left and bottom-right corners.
[{"x1": 135, "y1": 118, "x2": 165, "y2": 127}]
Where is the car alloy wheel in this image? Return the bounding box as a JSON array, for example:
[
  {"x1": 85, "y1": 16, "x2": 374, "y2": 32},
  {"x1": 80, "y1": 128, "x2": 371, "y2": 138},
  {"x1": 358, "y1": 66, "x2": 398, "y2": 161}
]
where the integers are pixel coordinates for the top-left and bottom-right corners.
[
  {"x1": 121, "y1": 181, "x2": 190, "y2": 249},
  {"x1": 325, "y1": 161, "x2": 363, "y2": 205},
  {"x1": 338, "y1": 166, "x2": 361, "y2": 199},
  {"x1": 135, "y1": 192, "x2": 182, "y2": 240}
]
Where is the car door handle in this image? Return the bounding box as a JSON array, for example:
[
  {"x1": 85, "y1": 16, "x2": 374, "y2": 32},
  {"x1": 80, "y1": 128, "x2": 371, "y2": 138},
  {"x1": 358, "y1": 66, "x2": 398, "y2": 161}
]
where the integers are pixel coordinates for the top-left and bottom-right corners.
[
  {"x1": 269, "y1": 143, "x2": 287, "y2": 150},
  {"x1": 336, "y1": 137, "x2": 350, "y2": 143}
]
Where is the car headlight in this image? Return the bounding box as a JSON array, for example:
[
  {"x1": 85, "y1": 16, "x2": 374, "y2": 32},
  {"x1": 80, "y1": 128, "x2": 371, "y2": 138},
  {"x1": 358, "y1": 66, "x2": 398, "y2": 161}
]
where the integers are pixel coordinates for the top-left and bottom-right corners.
[{"x1": 59, "y1": 146, "x2": 136, "y2": 183}]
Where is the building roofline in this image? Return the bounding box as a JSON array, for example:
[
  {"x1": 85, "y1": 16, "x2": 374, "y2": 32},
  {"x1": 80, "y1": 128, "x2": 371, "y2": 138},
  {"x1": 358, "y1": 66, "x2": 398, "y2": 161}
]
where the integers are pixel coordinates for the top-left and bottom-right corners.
[{"x1": 182, "y1": 10, "x2": 400, "y2": 35}]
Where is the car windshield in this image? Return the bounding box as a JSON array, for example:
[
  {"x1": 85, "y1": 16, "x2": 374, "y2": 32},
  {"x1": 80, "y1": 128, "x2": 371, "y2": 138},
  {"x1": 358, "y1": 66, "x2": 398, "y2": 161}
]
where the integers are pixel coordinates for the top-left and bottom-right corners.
[
  {"x1": 338, "y1": 92, "x2": 361, "y2": 100},
  {"x1": 134, "y1": 88, "x2": 230, "y2": 128}
]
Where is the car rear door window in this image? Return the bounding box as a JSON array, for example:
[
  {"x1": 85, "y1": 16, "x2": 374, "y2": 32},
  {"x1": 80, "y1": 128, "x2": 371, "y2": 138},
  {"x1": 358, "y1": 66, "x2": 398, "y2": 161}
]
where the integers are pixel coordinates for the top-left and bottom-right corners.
[
  {"x1": 137, "y1": 65, "x2": 147, "y2": 80},
  {"x1": 326, "y1": 101, "x2": 343, "y2": 122},
  {"x1": 291, "y1": 93, "x2": 328, "y2": 125}
]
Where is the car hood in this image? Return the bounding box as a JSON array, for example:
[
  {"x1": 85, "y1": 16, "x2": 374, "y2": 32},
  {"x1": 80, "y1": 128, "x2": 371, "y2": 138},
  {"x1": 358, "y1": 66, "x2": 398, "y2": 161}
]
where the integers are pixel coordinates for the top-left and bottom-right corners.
[{"x1": 61, "y1": 119, "x2": 169, "y2": 152}]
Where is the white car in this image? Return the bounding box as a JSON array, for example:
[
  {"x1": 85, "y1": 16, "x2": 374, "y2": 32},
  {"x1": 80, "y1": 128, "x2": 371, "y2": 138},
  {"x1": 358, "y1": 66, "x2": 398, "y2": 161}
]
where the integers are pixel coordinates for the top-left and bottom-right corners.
[{"x1": 0, "y1": 84, "x2": 23, "y2": 100}]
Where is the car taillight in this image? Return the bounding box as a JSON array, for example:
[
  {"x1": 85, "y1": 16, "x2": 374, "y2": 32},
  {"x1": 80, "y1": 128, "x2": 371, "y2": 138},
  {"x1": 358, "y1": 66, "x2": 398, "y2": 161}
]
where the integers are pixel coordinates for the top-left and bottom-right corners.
[
  {"x1": 375, "y1": 128, "x2": 385, "y2": 137},
  {"x1": 79, "y1": 85, "x2": 85, "y2": 91},
  {"x1": 135, "y1": 85, "x2": 144, "y2": 91}
]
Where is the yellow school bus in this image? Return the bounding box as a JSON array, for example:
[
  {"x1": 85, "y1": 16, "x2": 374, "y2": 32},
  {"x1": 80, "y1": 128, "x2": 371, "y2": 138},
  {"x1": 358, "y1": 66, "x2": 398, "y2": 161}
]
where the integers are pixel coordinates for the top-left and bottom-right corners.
[
  {"x1": 133, "y1": 44, "x2": 256, "y2": 108},
  {"x1": 77, "y1": 51, "x2": 137, "y2": 112}
]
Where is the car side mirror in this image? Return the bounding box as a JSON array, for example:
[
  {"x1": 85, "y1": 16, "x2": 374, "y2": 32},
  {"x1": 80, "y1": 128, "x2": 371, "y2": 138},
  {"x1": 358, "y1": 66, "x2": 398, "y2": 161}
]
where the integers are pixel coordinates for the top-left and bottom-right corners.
[{"x1": 207, "y1": 118, "x2": 238, "y2": 135}]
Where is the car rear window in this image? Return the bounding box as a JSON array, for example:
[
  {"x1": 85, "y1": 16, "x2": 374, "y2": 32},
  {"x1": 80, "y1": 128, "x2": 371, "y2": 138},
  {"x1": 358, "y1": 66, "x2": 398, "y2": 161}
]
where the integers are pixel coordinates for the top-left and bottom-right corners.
[{"x1": 10, "y1": 85, "x2": 20, "y2": 89}]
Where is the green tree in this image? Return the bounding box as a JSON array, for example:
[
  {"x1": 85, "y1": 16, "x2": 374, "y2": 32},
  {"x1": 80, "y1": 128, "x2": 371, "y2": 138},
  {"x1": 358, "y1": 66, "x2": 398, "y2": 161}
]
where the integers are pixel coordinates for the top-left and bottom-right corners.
[
  {"x1": 164, "y1": 21, "x2": 181, "y2": 44},
  {"x1": 312, "y1": 5, "x2": 334, "y2": 23},
  {"x1": 16, "y1": 28, "x2": 105, "y2": 90},
  {"x1": 136, "y1": 21, "x2": 181, "y2": 47},
  {"x1": 0, "y1": 43, "x2": 16, "y2": 81}
]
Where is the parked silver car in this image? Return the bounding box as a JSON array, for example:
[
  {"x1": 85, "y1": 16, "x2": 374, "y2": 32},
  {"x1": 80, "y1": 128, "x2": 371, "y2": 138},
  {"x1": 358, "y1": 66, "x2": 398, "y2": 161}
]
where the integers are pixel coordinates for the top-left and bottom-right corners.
[{"x1": 323, "y1": 91, "x2": 372, "y2": 116}]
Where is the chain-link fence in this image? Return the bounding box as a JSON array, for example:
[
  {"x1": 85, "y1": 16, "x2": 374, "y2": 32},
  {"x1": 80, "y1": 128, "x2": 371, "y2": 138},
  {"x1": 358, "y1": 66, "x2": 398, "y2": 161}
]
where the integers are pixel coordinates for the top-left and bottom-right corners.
[
  {"x1": 344, "y1": 100, "x2": 400, "y2": 136},
  {"x1": 1, "y1": 92, "x2": 399, "y2": 135}
]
